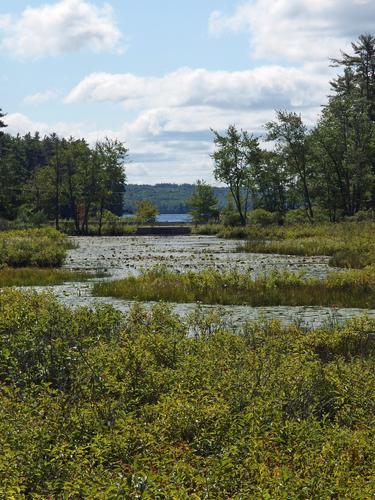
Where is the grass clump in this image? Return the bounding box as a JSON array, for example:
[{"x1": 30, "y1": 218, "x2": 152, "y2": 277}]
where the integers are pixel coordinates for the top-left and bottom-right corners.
[
  {"x1": 94, "y1": 265, "x2": 375, "y2": 308},
  {"x1": 0, "y1": 228, "x2": 72, "y2": 267},
  {"x1": 0, "y1": 289, "x2": 374, "y2": 497},
  {"x1": 0, "y1": 266, "x2": 101, "y2": 287}
]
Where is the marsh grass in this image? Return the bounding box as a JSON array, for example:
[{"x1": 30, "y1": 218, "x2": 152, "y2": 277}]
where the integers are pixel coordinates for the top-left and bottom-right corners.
[
  {"x1": 0, "y1": 228, "x2": 73, "y2": 267},
  {"x1": 93, "y1": 265, "x2": 375, "y2": 308},
  {"x1": 236, "y1": 222, "x2": 375, "y2": 269},
  {"x1": 0, "y1": 267, "x2": 102, "y2": 287}
]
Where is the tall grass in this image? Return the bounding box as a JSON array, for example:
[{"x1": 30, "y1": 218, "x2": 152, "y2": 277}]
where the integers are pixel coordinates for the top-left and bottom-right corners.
[
  {"x1": 0, "y1": 267, "x2": 102, "y2": 287},
  {"x1": 93, "y1": 265, "x2": 375, "y2": 308},
  {"x1": 237, "y1": 222, "x2": 375, "y2": 269},
  {"x1": 0, "y1": 228, "x2": 73, "y2": 267}
]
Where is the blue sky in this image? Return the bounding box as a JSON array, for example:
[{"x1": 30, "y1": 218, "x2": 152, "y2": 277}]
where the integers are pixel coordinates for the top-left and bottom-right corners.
[{"x1": 1, "y1": 0, "x2": 374, "y2": 183}]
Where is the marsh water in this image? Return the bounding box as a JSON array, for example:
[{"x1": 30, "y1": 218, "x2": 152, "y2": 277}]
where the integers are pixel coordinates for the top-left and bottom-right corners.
[{"x1": 24, "y1": 234, "x2": 375, "y2": 329}]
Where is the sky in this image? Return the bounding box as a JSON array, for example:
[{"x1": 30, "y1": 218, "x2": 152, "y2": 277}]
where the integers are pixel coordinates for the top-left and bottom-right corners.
[{"x1": 1, "y1": 0, "x2": 375, "y2": 184}]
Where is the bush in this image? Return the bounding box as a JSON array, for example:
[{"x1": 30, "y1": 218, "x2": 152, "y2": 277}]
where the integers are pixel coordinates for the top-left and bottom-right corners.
[
  {"x1": 350, "y1": 209, "x2": 375, "y2": 222},
  {"x1": 248, "y1": 208, "x2": 277, "y2": 227},
  {"x1": 16, "y1": 205, "x2": 48, "y2": 227},
  {"x1": 0, "y1": 290, "x2": 373, "y2": 497},
  {"x1": 0, "y1": 228, "x2": 72, "y2": 267},
  {"x1": 220, "y1": 210, "x2": 242, "y2": 227}
]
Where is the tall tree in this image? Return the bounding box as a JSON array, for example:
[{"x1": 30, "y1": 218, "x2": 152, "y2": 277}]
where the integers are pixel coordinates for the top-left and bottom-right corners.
[
  {"x1": 265, "y1": 111, "x2": 314, "y2": 221},
  {"x1": 212, "y1": 125, "x2": 261, "y2": 225},
  {"x1": 250, "y1": 151, "x2": 289, "y2": 220},
  {"x1": 188, "y1": 180, "x2": 218, "y2": 224},
  {"x1": 0, "y1": 109, "x2": 7, "y2": 131}
]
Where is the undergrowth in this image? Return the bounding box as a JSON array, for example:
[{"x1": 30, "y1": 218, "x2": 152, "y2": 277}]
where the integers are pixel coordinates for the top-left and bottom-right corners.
[{"x1": 0, "y1": 290, "x2": 373, "y2": 497}]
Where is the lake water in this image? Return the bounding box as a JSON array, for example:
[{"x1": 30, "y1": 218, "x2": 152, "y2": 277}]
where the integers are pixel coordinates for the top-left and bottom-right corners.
[
  {"x1": 123, "y1": 213, "x2": 192, "y2": 223},
  {"x1": 20, "y1": 234, "x2": 375, "y2": 329},
  {"x1": 157, "y1": 213, "x2": 192, "y2": 223}
]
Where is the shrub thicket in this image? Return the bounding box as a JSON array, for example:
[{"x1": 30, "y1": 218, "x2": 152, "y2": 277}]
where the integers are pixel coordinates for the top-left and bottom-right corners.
[
  {"x1": 0, "y1": 290, "x2": 374, "y2": 497},
  {"x1": 0, "y1": 228, "x2": 72, "y2": 267}
]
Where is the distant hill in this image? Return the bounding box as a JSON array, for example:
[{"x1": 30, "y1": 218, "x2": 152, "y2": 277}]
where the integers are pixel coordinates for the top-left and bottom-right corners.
[{"x1": 124, "y1": 183, "x2": 229, "y2": 214}]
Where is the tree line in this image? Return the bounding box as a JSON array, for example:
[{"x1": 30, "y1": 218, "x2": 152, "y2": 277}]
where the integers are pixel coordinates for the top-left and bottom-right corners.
[
  {"x1": 0, "y1": 119, "x2": 127, "y2": 234},
  {"x1": 209, "y1": 34, "x2": 375, "y2": 225},
  {"x1": 2, "y1": 34, "x2": 375, "y2": 229}
]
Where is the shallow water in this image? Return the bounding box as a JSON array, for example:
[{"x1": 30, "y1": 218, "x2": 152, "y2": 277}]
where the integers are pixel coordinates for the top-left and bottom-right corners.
[
  {"x1": 20, "y1": 234, "x2": 375, "y2": 328},
  {"x1": 65, "y1": 235, "x2": 334, "y2": 279}
]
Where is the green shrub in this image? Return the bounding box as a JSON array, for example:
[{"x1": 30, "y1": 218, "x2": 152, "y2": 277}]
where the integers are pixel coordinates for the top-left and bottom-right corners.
[
  {"x1": 248, "y1": 208, "x2": 278, "y2": 226},
  {"x1": 0, "y1": 228, "x2": 72, "y2": 267},
  {"x1": 0, "y1": 290, "x2": 373, "y2": 497}
]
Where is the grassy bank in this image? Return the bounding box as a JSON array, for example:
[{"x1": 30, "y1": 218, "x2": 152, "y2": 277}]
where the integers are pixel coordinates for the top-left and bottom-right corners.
[
  {"x1": 238, "y1": 223, "x2": 375, "y2": 269},
  {"x1": 0, "y1": 228, "x2": 73, "y2": 267},
  {"x1": 0, "y1": 266, "x2": 102, "y2": 287},
  {"x1": 193, "y1": 221, "x2": 375, "y2": 269},
  {"x1": 93, "y1": 266, "x2": 375, "y2": 308},
  {"x1": 0, "y1": 290, "x2": 374, "y2": 497}
]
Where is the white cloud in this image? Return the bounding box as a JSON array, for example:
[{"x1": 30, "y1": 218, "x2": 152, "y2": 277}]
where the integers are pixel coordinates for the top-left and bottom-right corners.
[
  {"x1": 209, "y1": 0, "x2": 375, "y2": 62},
  {"x1": 65, "y1": 66, "x2": 329, "y2": 113},
  {"x1": 24, "y1": 90, "x2": 58, "y2": 105},
  {"x1": 0, "y1": 0, "x2": 122, "y2": 59},
  {"x1": 6, "y1": 112, "x2": 86, "y2": 138},
  {"x1": 9, "y1": 59, "x2": 333, "y2": 183}
]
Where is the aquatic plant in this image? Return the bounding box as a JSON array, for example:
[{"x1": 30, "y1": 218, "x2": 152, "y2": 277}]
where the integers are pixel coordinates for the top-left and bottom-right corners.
[
  {"x1": 236, "y1": 222, "x2": 375, "y2": 269},
  {"x1": 93, "y1": 265, "x2": 375, "y2": 308},
  {"x1": 0, "y1": 266, "x2": 103, "y2": 287}
]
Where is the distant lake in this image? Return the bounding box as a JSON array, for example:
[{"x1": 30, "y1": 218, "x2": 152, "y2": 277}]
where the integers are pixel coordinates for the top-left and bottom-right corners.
[
  {"x1": 157, "y1": 214, "x2": 192, "y2": 223},
  {"x1": 123, "y1": 213, "x2": 192, "y2": 223}
]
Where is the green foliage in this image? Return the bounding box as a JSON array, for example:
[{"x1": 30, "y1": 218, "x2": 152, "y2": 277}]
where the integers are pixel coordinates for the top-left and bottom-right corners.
[
  {"x1": 248, "y1": 208, "x2": 278, "y2": 227},
  {"x1": 94, "y1": 264, "x2": 375, "y2": 308},
  {"x1": 238, "y1": 221, "x2": 375, "y2": 269},
  {"x1": 188, "y1": 180, "x2": 219, "y2": 224},
  {"x1": 220, "y1": 194, "x2": 243, "y2": 226},
  {"x1": 284, "y1": 207, "x2": 312, "y2": 225},
  {"x1": 212, "y1": 125, "x2": 261, "y2": 225},
  {"x1": 124, "y1": 183, "x2": 228, "y2": 214},
  {"x1": 0, "y1": 228, "x2": 72, "y2": 267},
  {"x1": 0, "y1": 267, "x2": 100, "y2": 287},
  {"x1": 0, "y1": 290, "x2": 374, "y2": 497},
  {"x1": 16, "y1": 205, "x2": 48, "y2": 227},
  {"x1": 135, "y1": 200, "x2": 159, "y2": 224},
  {"x1": 0, "y1": 132, "x2": 128, "y2": 234},
  {"x1": 191, "y1": 223, "x2": 222, "y2": 235}
]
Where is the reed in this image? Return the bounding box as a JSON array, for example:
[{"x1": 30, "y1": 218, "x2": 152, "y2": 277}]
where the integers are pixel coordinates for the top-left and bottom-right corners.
[
  {"x1": 0, "y1": 266, "x2": 102, "y2": 287},
  {"x1": 93, "y1": 265, "x2": 375, "y2": 308}
]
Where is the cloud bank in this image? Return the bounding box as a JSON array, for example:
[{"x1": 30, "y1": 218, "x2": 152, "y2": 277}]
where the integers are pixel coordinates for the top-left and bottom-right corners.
[
  {"x1": 209, "y1": 0, "x2": 375, "y2": 62},
  {"x1": 7, "y1": 0, "x2": 375, "y2": 183},
  {"x1": 0, "y1": 0, "x2": 122, "y2": 59}
]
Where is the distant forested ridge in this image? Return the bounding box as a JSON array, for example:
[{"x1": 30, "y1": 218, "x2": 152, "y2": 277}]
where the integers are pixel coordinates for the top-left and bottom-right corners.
[{"x1": 124, "y1": 184, "x2": 229, "y2": 214}]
